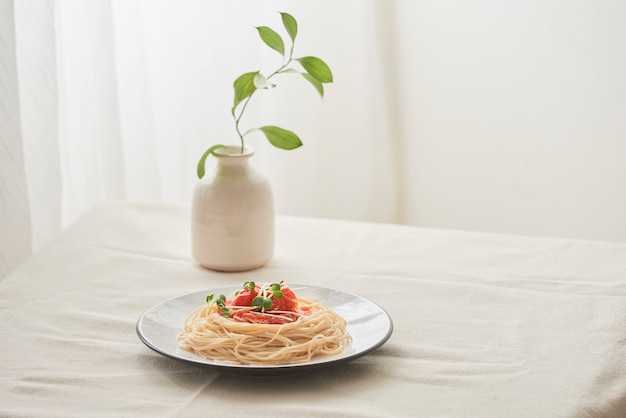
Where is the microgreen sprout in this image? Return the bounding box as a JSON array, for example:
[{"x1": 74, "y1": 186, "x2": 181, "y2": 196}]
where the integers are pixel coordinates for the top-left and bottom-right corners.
[
  {"x1": 249, "y1": 282, "x2": 283, "y2": 312},
  {"x1": 243, "y1": 281, "x2": 256, "y2": 292},
  {"x1": 270, "y1": 282, "x2": 283, "y2": 298},
  {"x1": 252, "y1": 296, "x2": 273, "y2": 312},
  {"x1": 206, "y1": 293, "x2": 230, "y2": 318}
]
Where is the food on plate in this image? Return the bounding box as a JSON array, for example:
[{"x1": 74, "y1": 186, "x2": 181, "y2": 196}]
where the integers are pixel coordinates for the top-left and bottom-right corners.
[{"x1": 177, "y1": 281, "x2": 350, "y2": 365}]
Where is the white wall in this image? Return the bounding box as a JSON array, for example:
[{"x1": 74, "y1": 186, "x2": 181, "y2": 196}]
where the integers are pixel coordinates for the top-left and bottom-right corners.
[
  {"x1": 394, "y1": 1, "x2": 626, "y2": 242},
  {"x1": 6, "y1": 0, "x2": 625, "y2": 270}
]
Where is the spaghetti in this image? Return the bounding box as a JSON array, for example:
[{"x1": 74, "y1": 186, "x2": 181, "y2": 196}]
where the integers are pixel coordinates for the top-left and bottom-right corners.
[{"x1": 177, "y1": 282, "x2": 350, "y2": 365}]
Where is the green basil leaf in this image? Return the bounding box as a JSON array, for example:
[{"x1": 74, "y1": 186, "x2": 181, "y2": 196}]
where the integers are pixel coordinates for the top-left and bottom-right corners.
[
  {"x1": 296, "y1": 56, "x2": 333, "y2": 83},
  {"x1": 258, "y1": 126, "x2": 303, "y2": 150},
  {"x1": 232, "y1": 71, "x2": 259, "y2": 114},
  {"x1": 302, "y1": 73, "x2": 324, "y2": 97},
  {"x1": 197, "y1": 144, "x2": 226, "y2": 179},
  {"x1": 280, "y1": 12, "x2": 297, "y2": 42},
  {"x1": 256, "y1": 26, "x2": 285, "y2": 56}
]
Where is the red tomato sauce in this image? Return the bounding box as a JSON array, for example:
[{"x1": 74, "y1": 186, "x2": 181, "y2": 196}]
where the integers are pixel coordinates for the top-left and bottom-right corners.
[{"x1": 223, "y1": 283, "x2": 309, "y2": 324}]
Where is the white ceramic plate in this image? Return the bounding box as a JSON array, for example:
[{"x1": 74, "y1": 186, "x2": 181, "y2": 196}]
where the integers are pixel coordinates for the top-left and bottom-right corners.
[{"x1": 136, "y1": 284, "x2": 393, "y2": 376}]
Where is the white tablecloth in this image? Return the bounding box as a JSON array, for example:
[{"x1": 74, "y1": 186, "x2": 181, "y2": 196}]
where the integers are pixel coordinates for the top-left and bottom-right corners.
[{"x1": 2, "y1": 201, "x2": 626, "y2": 417}]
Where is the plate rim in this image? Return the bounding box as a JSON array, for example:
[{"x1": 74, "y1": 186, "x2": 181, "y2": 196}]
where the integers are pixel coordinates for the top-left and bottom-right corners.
[{"x1": 136, "y1": 284, "x2": 393, "y2": 375}]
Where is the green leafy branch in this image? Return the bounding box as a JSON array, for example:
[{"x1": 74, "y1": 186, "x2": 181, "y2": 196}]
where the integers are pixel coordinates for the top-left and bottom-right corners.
[{"x1": 197, "y1": 12, "x2": 333, "y2": 178}]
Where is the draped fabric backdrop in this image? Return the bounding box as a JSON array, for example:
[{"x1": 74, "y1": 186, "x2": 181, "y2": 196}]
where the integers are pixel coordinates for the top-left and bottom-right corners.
[{"x1": 2, "y1": 0, "x2": 626, "y2": 278}]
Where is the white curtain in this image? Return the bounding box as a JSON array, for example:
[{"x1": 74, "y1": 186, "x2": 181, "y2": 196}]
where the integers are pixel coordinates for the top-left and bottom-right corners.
[{"x1": 3, "y1": 0, "x2": 626, "y2": 278}]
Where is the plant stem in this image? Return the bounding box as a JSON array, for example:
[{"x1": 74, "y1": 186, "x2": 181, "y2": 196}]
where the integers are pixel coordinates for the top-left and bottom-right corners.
[
  {"x1": 232, "y1": 42, "x2": 295, "y2": 154},
  {"x1": 234, "y1": 96, "x2": 254, "y2": 153},
  {"x1": 267, "y1": 60, "x2": 290, "y2": 80}
]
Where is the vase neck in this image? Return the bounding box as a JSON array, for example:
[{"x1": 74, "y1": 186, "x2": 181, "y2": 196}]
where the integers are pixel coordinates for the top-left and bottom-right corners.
[{"x1": 214, "y1": 145, "x2": 254, "y2": 168}]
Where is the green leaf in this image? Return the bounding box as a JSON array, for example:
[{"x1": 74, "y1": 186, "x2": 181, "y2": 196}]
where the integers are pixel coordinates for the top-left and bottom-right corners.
[
  {"x1": 296, "y1": 56, "x2": 333, "y2": 83},
  {"x1": 276, "y1": 68, "x2": 323, "y2": 96},
  {"x1": 280, "y1": 12, "x2": 297, "y2": 42},
  {"x1": 258, "y1": 126, "x2": 303, "y2": 150},
  {"x1": 270, "y1": 283, "x2": 284, "y2": 298},
  {"x1": 214, "y1": 294, "x2": 230, "y2": 317},
  {"x1": 197, "y1": 144, "x2": 226, "y2": 179},
  {"x1": 253, "y1": 72, "x2": 274, "y2": 89},
  {"x1": 232, "y1": 71, "x2": 259, "y2": 114},
  {"x1": 276, "y1": 68, "x2": 300, "y2": 75},
  {"x1": 302, "y1": 73, "x2": 324, "y2": 97},
  {"x1": 256, "y1": 26, "x2": 285, "y2": 56},
  {"x1": 253, "y1": 296, "x2": 270, "y2": 311}
]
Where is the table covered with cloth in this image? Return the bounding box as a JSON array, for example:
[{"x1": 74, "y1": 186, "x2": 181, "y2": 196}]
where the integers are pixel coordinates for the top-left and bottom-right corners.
[{"x1": 1, "y1": 201, "x2": 626, "y2": 417}]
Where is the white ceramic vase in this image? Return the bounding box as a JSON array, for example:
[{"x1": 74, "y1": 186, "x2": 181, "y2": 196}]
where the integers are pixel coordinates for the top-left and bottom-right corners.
[{"x1": 191, "y1": 145, "x2": 274, "y2": 271}]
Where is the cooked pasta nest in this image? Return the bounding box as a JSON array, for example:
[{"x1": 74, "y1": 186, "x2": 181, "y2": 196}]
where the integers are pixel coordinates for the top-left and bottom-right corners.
[{"x1": 177, "y1": 296, "x2": 351, "y2": 365}]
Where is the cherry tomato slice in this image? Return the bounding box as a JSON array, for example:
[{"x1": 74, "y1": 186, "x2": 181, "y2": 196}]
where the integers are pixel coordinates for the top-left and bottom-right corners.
[
  {"x1": 271, "y1": 285, "x2": 298, "y2": 312},
  {"x1": 228, "y1": 286, "x2": 260, "y2": 307}
]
